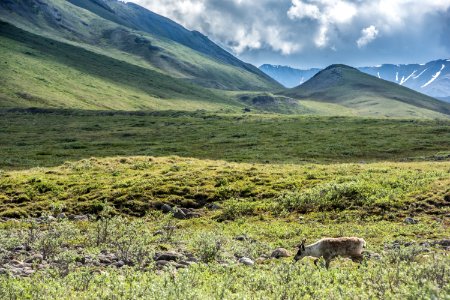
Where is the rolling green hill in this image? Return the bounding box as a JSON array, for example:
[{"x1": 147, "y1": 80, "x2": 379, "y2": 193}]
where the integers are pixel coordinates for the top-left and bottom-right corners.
[
  {"x1": 0, "y1": 22, "x2": 246, "y2": 111},
  {"x1": 0, "y1": 0, "x2": 282, "y2": 111},
  {"x1": 283, "y1": 65, "x2": 450, "y2": 118}
]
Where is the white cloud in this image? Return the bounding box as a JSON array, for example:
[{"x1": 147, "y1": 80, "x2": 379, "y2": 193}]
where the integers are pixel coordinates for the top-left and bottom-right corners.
[
  {"x1": 232, "y1": 27, "x2": 261, "y2": 54},
  {"x1": 288, "y1": 0, "x2": 357, "y2": 24},
  {"x1": 315, "y1": 25, "x2": 328, "y2": 48},
  {"x1": 357, "y1": 25, "x2": 379, "y2": 48},
  {"x1": 287, "y1": 0, "x2": 358, "y2": 47},
  {"x1": 287, "y1": 0, "x2": 320, "y2": 20},
  {"x1": 125, "y1": 0, "x2": 450, "y2": 64},
  {"x1": 266, "y1": 26, "x2": 302, "y2": 55},
  {"x1": 327, "y1": 1, "x2": 357, "y2": 24}
]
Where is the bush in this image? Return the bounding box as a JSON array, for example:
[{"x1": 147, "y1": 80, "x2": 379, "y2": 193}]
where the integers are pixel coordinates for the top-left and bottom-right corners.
[
  {"x1": 107, "y1": 217, "x2": 154, "y2": 266},
  {"x1": 216, "y1": 199, "x2": 258, "y2": 221},
  {"x1": 193, "y1": 233, "x2": 225, "y2": 263},
  {"x1": 32, "y1": 221, "x2": 79, "y2": 260},
  {"x1": 278, "y1": 181, "x2": 377, "y2": 213},
  {"x1": 384, "y1": 246, "x2": 428, "y2": 264}
]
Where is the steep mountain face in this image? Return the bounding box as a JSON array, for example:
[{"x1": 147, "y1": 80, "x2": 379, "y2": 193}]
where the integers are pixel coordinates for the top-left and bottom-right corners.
[
  {"x1": 259, "y1": 65, "x2": 321, "y2": 88},
  {"x1": 259, "y1": 65, "x2": 320, "y2": 88},
  {"x1": 283, "y1": 64, "x2": 450, "y2": 118},
  {"x1": 360, "y1": 59, "x2": 450, "y2": 100},
  {"x1": 0, "y1": 0, "x2": 280, "y2": 91},
  {"x1": 67, "y1": 0, "x2": 272, "y2": 77},
  {"x1": 261, "y1": 59, "x2": 450, "y2": 101}
]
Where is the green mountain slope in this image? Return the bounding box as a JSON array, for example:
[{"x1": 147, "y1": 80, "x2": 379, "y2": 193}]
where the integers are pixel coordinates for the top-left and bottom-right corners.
[
  {"x1": 0, "y1": 0, "x2": 280, "y2": 91},
  {"x1": 283, "y1": 65, "x2": 450, "y2": 118},
  {"x1": 0, "y1": 22, "x2": 243, "y2": 110},
  {"x1": 68, "y1": 0, "x2": 269, "y2": 73}
]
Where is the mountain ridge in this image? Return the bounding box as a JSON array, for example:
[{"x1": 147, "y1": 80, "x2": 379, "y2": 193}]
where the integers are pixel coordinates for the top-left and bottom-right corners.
[
  {"x1": 259, "y1": 64, "x2": 321, "y2": 88},
  {"x1": 261, "y1": 59, "x2": 450, "y2": 101},
  {"x1": 282, "y1": 64, "x2": 450, "y2": 118},
  {"x1": 67, "y1": 0, "x2": 268, "y2": 73}
]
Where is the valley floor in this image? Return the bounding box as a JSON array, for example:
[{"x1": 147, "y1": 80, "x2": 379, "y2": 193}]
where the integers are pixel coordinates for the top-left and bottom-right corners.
[
  {"x1": 1, "y1": 109, "x2": 449, "y2": 169},
  {"x1": 0, "y1": 111, "x2": 449, "y2": 299}
]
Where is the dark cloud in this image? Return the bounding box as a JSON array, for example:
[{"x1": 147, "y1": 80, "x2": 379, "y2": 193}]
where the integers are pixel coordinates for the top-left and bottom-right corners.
[{"x1": 127, "y1": 0, "x2": 450, "y2": 68}]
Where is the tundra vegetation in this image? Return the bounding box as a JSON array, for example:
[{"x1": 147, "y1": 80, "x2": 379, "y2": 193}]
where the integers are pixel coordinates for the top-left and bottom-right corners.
[
  {"x1": 0, "y1": 110, "x2": 449, "y2": 299},
  {"x1": 1, "y1": 0, "x2": 449, "y2": 298}
]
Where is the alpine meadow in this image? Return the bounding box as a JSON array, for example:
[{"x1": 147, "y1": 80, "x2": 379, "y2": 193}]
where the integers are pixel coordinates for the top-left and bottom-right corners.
[{"x1": 0, "y1": 0, "x2": 449, "y2": 299}]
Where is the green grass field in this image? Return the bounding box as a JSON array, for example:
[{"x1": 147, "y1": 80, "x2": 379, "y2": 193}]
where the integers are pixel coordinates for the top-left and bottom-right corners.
[
  {"x1": 0, "y1": 213, "x2": 448, "y2": 299},
  {"x1": 1, "y1": 110, "x2": 449, "y2": 170},
  {"x1": 1, "y1": 155, "x2": 449, "y2": 218},
  {"x1": 0, "y1": 109, "x2": 449, "y2": 298}
]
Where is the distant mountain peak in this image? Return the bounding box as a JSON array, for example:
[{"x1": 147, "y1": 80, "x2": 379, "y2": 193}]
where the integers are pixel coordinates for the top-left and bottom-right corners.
[
  {"x1": 298, "y1": 64, "x2": 362, "y2": 91},
  {"x1": 323, "y1": 64, "x2": 357, "y2": 71},
  {"x1": 281, "y1": 63, "x2": 450, "y2": 117},
  {"x1": 260, "y1": 59, "x2": 450, "y2": 101},
  {"x1": 259, "y1": 64, "x2": 321, "y2": 88}
]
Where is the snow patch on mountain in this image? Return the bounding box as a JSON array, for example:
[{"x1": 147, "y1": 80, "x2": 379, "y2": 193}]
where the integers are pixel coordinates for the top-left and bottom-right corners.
[
  {"x1": 421, "y1": 64, "x2": 445, "y2": 88},
  {"x1": 400, "y1": 70, "x2": 416, "y2": 85},
  {"x1": 259, "y1": 59, "x2": 450, "y2": 99}
]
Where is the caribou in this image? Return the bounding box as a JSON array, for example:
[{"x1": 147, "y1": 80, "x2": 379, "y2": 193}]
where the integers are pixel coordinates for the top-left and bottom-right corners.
[{"x1": 294, "y1": 237, "x2": 366, "y2": 268}]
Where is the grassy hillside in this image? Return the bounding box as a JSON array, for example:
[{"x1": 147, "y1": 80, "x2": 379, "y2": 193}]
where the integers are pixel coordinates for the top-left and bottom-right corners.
[
  {"x1": 283, "y1": 65, "x2": 450, "y2": 118},
  {"x1": 0, "y1": 0, "x2": 280, "y2": 91},
  {"x1": 68, "y1": 0, "x2": 276, "y2": 79},
  {"x1": 0, "y1": 24, "x2": 365, "y2": 114},
  {"x1": 1, "y1": 1, "x2": 448, "y2": 118},
  {"x1": 0, "y1": 22, "x2": 244, "y2": 111},
  {"x1": 1, "y1": 110, "x2": 449, "y2": 169}
]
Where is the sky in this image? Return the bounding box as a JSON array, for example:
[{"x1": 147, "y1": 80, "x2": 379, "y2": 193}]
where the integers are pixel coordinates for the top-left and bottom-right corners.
[{"x1": 126, "y1": 0, "x2": 450, "y2": 69}]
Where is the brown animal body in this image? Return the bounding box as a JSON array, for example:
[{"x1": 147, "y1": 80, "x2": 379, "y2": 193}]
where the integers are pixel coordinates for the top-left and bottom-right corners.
[{"x1": 294, "y1": 237, "x2": 366, "y2": 268}]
